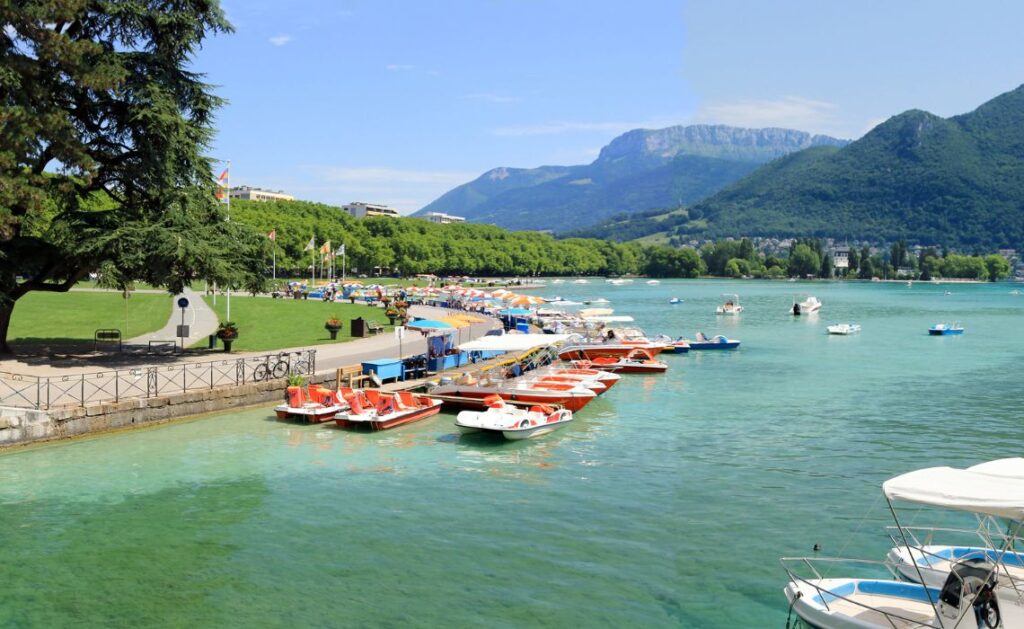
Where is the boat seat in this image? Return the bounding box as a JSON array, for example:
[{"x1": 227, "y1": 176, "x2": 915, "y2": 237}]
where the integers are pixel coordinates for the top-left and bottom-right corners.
[
  {"x1": 364, "y1": 390, "x2": 382, "y2": 406},
  {"x1": 398, "y1": 391, "x2": 420, "y2": 409},
  {"x1": 287, "y1": 385, "x2": 306, "y2": 409}
]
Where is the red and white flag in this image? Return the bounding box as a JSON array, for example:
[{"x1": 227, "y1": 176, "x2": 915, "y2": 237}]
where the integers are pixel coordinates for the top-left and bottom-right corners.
[
  {"x1": 267, "y1": 229, "x2": 276, "y2": 241},
  {"x1": 213, "y1": 168, "x2": 229, "y2": 202}
]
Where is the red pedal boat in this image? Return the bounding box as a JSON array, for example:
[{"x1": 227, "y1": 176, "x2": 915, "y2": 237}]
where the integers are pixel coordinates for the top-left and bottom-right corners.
[
  {"x1": 335, "y1": 389, "x2": 443, "y2": 430},
  {"x1": 275, "y1": 385, "x2": 347, "y2": 423}
]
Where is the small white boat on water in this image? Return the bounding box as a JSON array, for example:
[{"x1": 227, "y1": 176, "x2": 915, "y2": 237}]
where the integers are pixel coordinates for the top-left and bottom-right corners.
[
  {"x1": 455, "y1": 395, "x2": 573, "y2": 440},
  {"x1": 647, "y1": 280, "x2": 660, "y2": 285},
  {"x1": 715, "y1": 293, "x2": 743, "y2": 315},
  {"x1": 791, "y1": 295, "x2": 822, "y2": 315},
  {"x1": 551, "y1": 279, "x2": 565, "y2": 285},
  {"x1": 669, "y1": 297, "x2": 683, "y2": 304},
  {"x1": 583, "y1": 298, "x2": 610, "y2": 305},
  {"x1": 826, "y1": 323, "x2": 861, "y2": 335},
  {"x1": 1010, "y1": 289, "x2": 1021, "y2": 296},
  {"x1": 573, "y1": 279, "x2": 589, "y2": 284}
]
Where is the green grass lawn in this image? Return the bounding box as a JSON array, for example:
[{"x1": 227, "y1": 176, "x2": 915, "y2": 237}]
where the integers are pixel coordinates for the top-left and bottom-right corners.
[
  {"x1": 9, "y1": 292, "x2": 173, "y2": 343},
  {"x1": 201, "y1": 296, "x2": 392, "y2": 352}
]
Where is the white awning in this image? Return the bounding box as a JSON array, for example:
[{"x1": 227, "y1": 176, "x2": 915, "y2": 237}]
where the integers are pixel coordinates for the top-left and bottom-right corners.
[
  {"x1": 968, "y1": 458, "x2": 1024, "y2": 478},
  {"x1": 458, "y1": 334, "x2": 569, "y2": 352},
  {"x1": 585, "y1": 315, "x2": 634, "y2": 323},
  {"x1": 882, "y1": 466, "x2": 1024, "y2": 519}
]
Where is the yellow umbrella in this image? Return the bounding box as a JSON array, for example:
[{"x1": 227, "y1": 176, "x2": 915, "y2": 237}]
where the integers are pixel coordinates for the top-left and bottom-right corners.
[{"x1": 507, "y1": 294, "x2": 544, "y2": 307}]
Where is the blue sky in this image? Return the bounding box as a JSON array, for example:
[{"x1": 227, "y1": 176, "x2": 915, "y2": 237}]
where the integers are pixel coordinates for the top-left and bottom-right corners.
[{"x1": 197, "y1": 0, "x2": 1024, "y2": 213}]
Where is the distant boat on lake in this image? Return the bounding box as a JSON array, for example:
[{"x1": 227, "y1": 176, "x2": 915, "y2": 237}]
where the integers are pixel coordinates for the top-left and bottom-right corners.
[{"x1": 929, "y1": 323, "x2": 963, "y2": 336}]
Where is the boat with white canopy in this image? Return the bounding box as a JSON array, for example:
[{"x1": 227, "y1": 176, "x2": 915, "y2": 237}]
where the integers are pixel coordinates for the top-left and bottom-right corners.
[
  {"x1": 716, "y1": 294, "x2": 743, "y2": 315},
  {"x1": 782, "y1": 463, "x2": 1024, "y2": 628},
  {"x1": 885, "y1": 458, "x2": 1024, "y2": 589}
]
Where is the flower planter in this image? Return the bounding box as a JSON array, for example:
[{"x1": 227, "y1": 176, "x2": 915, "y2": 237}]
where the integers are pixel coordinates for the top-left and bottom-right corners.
[{"x1": 221, "y1": 339, "x2": 234, "y2": 352}]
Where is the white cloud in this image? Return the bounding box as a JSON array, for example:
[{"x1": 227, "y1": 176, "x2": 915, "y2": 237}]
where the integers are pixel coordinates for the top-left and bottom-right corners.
[
  {"x1": 385, "y1": 64, "x2": 416, "y2": 71},
  {"x1": 694, "y1": 96, "x2": 844, "y2": 136},
  {"x1": 466, "y1": 92, "x2": 522, "y2": 104},
  {"x1": 268, "y1": 34, "x2": 292, "y2": 46}
]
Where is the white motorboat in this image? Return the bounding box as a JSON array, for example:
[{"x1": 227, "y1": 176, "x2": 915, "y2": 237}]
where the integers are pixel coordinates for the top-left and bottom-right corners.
[
  {"x1": 573, "y1": 279, "x2": 589, "y2": 284},
  {"x1": 647, "y1": 280, "x2": 660, "y2": 285},
  {"x1": 669, "y1": 297, "x2": 683, "y2": 304},
  {"x1": 455, "y1": 395, "x2": 573, "y2": 440},
  {"x1": 826, "y1": 323, "x2": 861, "y2": 335},
  {"x1": 715, "y1": 293, "x2": 743, "y2": 315},
  {"x1": 886, "y1": 458, "x2": 1024, "y2": 588},
  {"x1": 782, "y1": 464, "x2": 1024, "y2": 629},
  {"x1": 791, "y1": 295, "x2": 822, "y2": 315},
  {"x1": 551, "y1": 279, "x2": 565, "y2": 284}
]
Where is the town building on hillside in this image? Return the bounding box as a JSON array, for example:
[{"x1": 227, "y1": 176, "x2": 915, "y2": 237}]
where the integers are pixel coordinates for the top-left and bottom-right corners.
[
  {"x1": 422, "y1": 212, "x2": 466, "y2": 224},
  {"x1": 831, "y1": 245, "x2": 850, "y2": 269},
  {"x1": 229, "y1": 186, "x2": 294, "y2": 202},
  {"x1": 343, "y1": 202, "x2": 400, "y2": 219}
]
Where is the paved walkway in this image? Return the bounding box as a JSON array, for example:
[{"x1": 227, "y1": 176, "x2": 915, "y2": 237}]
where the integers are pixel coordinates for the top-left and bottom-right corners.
[
  {"x1": 127, "y1": 287, "x2": 219, "y2": 347},
  {"x1": 0, "y1": 305, "x2": 500, "y2": 377}
]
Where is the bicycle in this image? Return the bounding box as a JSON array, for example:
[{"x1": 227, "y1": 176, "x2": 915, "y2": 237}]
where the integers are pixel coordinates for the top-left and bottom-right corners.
[{"x1": 252, "y1": 353, "x2": 291, "y2": 382}]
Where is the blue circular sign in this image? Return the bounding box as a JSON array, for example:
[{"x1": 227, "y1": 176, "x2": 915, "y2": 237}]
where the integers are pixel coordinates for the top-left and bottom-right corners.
[{"x1": 177, "y1": 297, "x2": 190, "y2": 308}]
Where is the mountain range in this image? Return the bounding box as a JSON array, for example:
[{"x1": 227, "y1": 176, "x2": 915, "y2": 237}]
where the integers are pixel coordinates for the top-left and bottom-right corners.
[
  {"x1": 578, "y1": 85, "x2": 1024, "y2": 250},
  {"x1": 414, "y1": 125, "x2": 848, "y2": 232}
]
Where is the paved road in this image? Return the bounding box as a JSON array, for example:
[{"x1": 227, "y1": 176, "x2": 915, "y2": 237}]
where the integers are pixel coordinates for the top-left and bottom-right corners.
[{"x1": 127, "y1": 287, "x2": 219, "y2": 348}]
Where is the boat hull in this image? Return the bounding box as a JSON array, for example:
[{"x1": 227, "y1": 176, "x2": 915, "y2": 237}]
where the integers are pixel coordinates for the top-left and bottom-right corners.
[
  {"x1": 430, "y1": 385, "x2": 595, "y2": 412},
  {"x1": 928, "y1": 329, "x2": 963, "y2": 335},
  {"x1": 557, "y1": 344, "x2": 665, "y2": 360},
  {"x1": 335, "y1": 402, "x2": 442, "y2": 431},
  {"x1": 688, "y1": 341, "x2": 740, "y2": 350},
  {"x1": 274, "y1": 404, "x2": 345, "y2": 423}
]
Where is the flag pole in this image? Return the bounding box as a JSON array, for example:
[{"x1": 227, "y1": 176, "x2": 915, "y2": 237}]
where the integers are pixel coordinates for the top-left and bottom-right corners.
[
  {"x1": 226, "y1": 160, "x2": 231, "y2": 322},
  {"x1": 310, "y1": 236, "x2": 315, "y2": 286},
  {"x1": 272, "y1": 230, "x2": 276, "y2": 281}
]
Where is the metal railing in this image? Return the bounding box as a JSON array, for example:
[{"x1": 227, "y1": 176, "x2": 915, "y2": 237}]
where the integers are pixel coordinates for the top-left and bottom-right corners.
[{"x1": 0, "y1": 349, "x2": 316, "y2": 410}]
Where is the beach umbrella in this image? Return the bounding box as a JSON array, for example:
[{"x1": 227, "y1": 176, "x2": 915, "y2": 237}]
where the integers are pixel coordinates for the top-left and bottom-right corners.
[
  {"x1": 508, "y1": 294, "x2": 544, "y2": 307},
  {"x1": 405, "y1": 319, "x2": 455, "y2": 331}
]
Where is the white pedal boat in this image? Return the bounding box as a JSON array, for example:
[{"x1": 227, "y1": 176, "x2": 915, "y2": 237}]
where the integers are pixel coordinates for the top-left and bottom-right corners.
[
  {"x1": 827, "y1": 323, "x2": 861, "y2": 335},
  {"x1": 455, "y1": 396, "x2": 573, "y2": 440}
]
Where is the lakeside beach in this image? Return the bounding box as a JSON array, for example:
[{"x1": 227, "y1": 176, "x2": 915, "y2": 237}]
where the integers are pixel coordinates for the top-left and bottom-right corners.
[{"x1": 0, "y1": 279, "x2": 1019, "y2": 626}]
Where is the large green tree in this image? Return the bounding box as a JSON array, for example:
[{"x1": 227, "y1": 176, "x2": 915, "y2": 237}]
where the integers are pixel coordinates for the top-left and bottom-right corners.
[{"x1": 0, "y1": 0, "x2": 267, "y2": 352}]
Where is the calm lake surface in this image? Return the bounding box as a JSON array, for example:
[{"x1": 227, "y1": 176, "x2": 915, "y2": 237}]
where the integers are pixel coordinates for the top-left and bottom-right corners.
[{"x1": 1, "y1": 279, "x2": 1021, "y2": 627}]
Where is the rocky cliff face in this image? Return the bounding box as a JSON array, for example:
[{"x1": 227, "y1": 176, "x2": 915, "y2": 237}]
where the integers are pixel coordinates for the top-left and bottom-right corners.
[
  {"x1": 414, "y1": 124, "x2": 848, "y2": 232},
  {"x1": 596, "y1": 125, "x2": 847, "y2": 164}
]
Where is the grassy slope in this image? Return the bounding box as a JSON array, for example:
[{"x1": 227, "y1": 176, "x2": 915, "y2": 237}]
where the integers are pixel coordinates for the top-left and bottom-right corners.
[
  {"x1": 9, "y1": 292, "x2": 172, "y2": 342},
  {"x1": 202, "y1": 296, "x2": 392, "y2": 352}
]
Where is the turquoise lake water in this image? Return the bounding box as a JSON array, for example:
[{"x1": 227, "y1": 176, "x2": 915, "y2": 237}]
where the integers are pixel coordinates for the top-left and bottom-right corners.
[{"x1": 1, "y1": 280, "x2": 1021, "y2": 627}]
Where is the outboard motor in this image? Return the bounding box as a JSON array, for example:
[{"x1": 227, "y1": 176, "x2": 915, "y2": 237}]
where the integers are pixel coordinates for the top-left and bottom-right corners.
[
  {"x1": 938, "y1": 558, "x2": 1000, "y2": 627},
  {"x1": 792, "y1": 303, "x2": 801, "y2": 315}
]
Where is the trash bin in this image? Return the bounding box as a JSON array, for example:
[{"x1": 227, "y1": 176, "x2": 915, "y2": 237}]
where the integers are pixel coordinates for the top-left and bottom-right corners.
[
  {"x1": 208, "y1": 334, "x2": 216, "y2": 349},
  {"x1": 516, "y1": 322, "x2": 530, "y2": 333},
  {"x1": 351, "y1": 317, "x2": 367, "y2": 338}
]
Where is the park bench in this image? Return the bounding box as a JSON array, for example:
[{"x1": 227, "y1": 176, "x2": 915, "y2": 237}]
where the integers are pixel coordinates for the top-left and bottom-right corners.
[
  {"x1": 336, "y1": 364, "x2": 371, "y2": 388},
  {"x1": 94, "y1": 329, "x2": 122, "y2": 351},
  {"x1": 367, "y1": 322, "x2": 385, "y2": 335}
]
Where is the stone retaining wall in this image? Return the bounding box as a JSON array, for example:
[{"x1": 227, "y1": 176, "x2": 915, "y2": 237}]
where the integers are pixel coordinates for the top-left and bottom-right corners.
[{"x1": 0, "y1": 372, "x2": 335, "y2": 449}]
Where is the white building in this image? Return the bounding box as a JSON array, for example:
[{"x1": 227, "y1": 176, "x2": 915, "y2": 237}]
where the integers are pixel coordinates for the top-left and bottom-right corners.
[
  {"x1": 343, "y1": 202, "x2": 400, "y2": 219},
  {"x1": 831, "y1": 245, "x2": 850, "y2": 269},
  {"x1": 228, "y1": 186, "x2": 294, "y2": 202},
  {"x1": 423, "y1": 212, "x2": 466, "y2": 224}
]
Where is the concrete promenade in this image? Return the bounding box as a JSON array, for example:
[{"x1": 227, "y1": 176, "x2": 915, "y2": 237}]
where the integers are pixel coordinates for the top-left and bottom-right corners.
[{"x1": 0, "y1": 304, "x2": 500, "y2": 377}]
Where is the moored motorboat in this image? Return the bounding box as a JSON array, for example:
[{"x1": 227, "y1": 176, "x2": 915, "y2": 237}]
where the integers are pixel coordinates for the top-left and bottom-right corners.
[
  {"x1": 557, "y1": 340, "x2": 667, "y2": 360},
  {"x1": 685, "y1": 332, "x2": 740, "y2": 350},
  {"x1": 429, "y1": 379, "x2": 597, "y2": 412},
  {"x1": 929, "y1": 323, "x2": 963, "y2": 335},
  {"x1": 455, "y1": 395, "x2": 573, "y2": 440},
  {"x1": 716, "y1": 293, "x2": 743, "y2": 315},
  {"x1": 791, "y1": 295, "x2": 822, "y2": 315},
  {"x1": 274, "y1": 385, "x2": 347, "y2": 423},
  {"x1": 573, "y1": 349, "x2": 667, "y2": 374},
  {"x1": 781, "y1": 463, "x2": 1024, "y2": 629},
  {"x1": 335, "y1": 389, "x2": 443, "y2": 430},
  {"x1": 826, "y1": 323, "x2": 861, "y2": 335}
]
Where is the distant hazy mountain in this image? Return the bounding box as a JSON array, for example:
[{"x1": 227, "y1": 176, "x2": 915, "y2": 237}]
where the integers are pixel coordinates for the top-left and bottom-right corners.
[
  {"x1": 600, "y1": 84, "x2": 1024, "y2": 249},
  {"x1": 414, "y1": 125, "x2": 847, "y2": 232}
]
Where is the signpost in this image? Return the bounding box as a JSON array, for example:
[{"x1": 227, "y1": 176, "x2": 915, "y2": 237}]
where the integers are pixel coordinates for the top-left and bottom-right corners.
[{"x1": 176, "y1": 297, "x2": 190, "y2": 349}]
